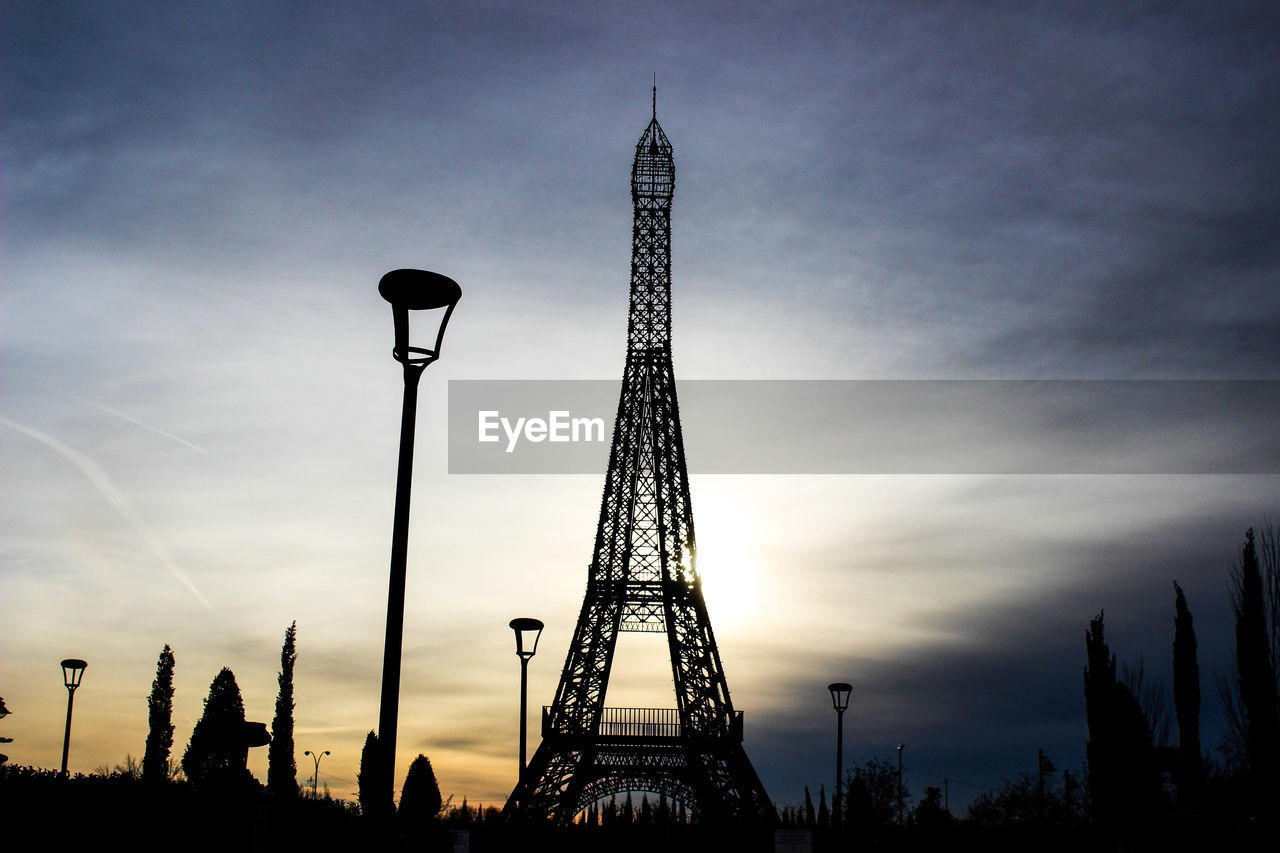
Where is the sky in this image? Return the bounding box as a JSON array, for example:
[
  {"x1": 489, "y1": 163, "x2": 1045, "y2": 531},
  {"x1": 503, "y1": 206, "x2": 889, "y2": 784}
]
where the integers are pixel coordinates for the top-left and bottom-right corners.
[{"x1": 2, "y1": 0, "x2": 1279, "y2": 814}]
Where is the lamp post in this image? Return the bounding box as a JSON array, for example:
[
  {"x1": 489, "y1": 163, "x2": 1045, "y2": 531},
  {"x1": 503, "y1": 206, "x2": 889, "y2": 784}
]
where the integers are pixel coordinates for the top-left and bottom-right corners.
[
  {"x1": 59, "y1": 659, "x2": 87, "y2": 775},
  {"x1": 376, "y1": 269, "x2": 461, "y2": 805},
  {"x1": 896, "y1": 743, "x2": 905, "y2": 826},
  {"x1": 509, "y1": 617, "x2": 544, "y2": 803},
  {"x1": 828, "y1": 682, "x2": 851, "y2": 829},
  {"x1": 304, "y1": 749, "x2": 330, "y2": 799}
]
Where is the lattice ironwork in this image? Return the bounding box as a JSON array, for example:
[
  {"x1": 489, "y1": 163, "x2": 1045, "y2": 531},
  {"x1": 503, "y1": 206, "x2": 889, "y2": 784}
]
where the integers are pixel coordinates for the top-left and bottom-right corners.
[{"x1": 505, "y1": 93, "x2": 773, "y2": 826}]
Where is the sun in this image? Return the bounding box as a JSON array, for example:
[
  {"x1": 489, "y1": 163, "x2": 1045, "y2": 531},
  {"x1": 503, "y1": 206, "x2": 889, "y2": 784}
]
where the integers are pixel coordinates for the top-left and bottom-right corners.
[{"x1": 691, "y1": 504, "x2": 761, "y2": 631}]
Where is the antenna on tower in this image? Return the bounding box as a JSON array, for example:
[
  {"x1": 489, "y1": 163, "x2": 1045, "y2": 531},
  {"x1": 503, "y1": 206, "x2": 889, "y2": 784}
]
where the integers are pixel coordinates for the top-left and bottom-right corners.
[{"x1": 652, "y1": 72, "x2": 657, "y2": 119}]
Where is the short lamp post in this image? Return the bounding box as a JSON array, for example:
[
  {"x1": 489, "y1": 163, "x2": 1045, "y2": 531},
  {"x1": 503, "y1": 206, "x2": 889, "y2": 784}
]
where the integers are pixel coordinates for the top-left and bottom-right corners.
[
  {"x1": 828, "y1": 682, "x2": 851, "y2": 828},
  {"x1": 304, "y1": 749, "x2": 330, "y2": 799},
  {"x1": 60, "y1": 658, "x2": 88, "y2": 775},
  {"x1": 375, "y1": 269, "x2": 461, "y2": 805},
  {"x1": 509, "y1": 617, "x2": 544, "y2": 802}
]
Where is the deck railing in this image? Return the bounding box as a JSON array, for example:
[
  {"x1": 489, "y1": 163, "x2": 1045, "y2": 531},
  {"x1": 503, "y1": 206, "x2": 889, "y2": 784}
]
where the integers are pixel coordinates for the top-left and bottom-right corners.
[
  {"x1": 598, "y1": 706, "x2": 681, "y2": 737},
  {"x1": 543, "y1": 706, "x2": 744, "y2": 740}
]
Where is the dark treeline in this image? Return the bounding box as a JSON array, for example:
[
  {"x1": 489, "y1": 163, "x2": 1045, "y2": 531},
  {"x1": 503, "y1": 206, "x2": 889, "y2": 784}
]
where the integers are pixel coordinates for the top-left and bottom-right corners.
[
  {"x1": 777, "y1": 523, "x2": 1279, "y2": 851},
  {"x1": 1080, "y1": 524, "x2": 1279, "y2": 838}
]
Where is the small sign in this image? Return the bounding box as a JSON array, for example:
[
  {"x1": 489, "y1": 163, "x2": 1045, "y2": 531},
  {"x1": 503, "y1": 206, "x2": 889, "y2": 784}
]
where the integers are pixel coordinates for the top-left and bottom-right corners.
[
  {"x1": 774, "y1": 829, "x2": 812, "y2": 853},
  {"x1": 449, "y1": 829, "x2": 470, "y2": 853}
]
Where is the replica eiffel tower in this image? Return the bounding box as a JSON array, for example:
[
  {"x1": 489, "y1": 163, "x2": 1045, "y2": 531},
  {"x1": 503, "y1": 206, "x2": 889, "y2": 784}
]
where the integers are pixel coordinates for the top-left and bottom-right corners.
[{"x1": 507, "y1": 92, "x2": 773, "y2": 825}]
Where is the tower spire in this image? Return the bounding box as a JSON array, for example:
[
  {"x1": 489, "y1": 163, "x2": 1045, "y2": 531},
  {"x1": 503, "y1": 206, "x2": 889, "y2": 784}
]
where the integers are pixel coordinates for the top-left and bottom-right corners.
[{"x1": 652, "y1": 73, "x2": 657, "y2": 119}]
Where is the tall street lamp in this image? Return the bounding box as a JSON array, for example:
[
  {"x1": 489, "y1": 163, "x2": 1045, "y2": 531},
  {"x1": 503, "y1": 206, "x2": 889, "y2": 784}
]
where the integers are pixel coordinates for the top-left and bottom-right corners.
[
  {"x1": 896, "y1": 743, "x2": 905, "y2": 826},
  {"x1": 59, "y1": 658, "x2": 87, "y2": 775},
  {"x1": 828, "y1": 682, "x2": 851, "y2": 828},
  {"x1": 376, "y1": 269, "x2": 461, "y2": 805},
  {"x1": 304, "y1": 749, "x2": 330, "y2": 799},
  {"x1": 509, "y1": 617, "x2": 544, "y2": 803}
]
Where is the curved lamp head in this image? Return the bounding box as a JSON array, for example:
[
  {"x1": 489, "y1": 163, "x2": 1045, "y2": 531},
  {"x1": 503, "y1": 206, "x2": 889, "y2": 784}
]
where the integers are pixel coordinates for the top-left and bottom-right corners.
[
  {"x1": 509, "y1": 617, "x2": 545, "y2": 661},
  {"x1": 61, "y1": 659, "x2": 88, "y2": 692},
  {"x1": 378, "y1": 269, "x2": 462, "y2": 366},
  {"x1": 828, "y1": 681, "x2": 852, "y2": 712}
]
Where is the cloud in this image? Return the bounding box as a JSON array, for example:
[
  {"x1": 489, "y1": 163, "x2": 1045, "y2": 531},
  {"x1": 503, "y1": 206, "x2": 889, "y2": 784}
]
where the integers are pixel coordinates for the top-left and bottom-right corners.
[{"x1": 1, "y1": 416, "x2": 211, "y2": 607}]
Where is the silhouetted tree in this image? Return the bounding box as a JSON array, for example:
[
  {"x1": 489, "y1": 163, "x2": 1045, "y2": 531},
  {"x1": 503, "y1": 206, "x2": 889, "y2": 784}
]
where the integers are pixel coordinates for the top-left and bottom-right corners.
[
  {"x1": 1235, "y1": 528, "x2": 1279, "y2": 811},
  {"x1": 844, "y1": 772, "x2": 873, "y2": 831},
  {"x1": 914, "y1": 785, "x2": 950, "y2": 830},
  {"x1": 399, "y1": 753, "x2": 443, "y2": 842},
  {"x1": 1084, "y1": 611, "x2": 1158, "y2": 828},
  {"x1": 817, "y1": 784, "x2": 829, "y2": 828},
  {"x1": 268, "y1": 621, "x2": 298, "y2": 797},
  {"x1": 844, "y1": 757, "x2": 899, "y2": 830},
  {"x1": 182, "y1": 667, "x2": 249, "y2": 788},
  {"x1": 95, "y1": 753, "x2": 142, "y2": 780},
  {"x1": 358, "y1": 730, "x2": 391, "y2": 820},
  {"x1": 1172, "y1": 581, "x2": 1205, "y2": 804},
  {"x1": 803, "y1": 784, "x2": 815, "y2": 828},
  {"x1": 1218, "y1": 522, "x2": 1278, "y2": 768},
  {"x1": 142, "y1": 644, "x2": 175, "y2": 784},
  {"x1": 1121, "y1": 658, "x2": 1172, "y2": 747},
  {"x1": 968, "y1": 773, "x2": 1056, "y2": 827}
]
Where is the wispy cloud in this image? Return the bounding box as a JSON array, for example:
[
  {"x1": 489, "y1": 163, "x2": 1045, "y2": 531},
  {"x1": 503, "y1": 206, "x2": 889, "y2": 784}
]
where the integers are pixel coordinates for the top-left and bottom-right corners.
[
  {"x1": 51, "y1": 389, "x2": 207, "y2": 453},
  {"x1": 0, "y1": 416, "x2": 211, "y2": 608}
]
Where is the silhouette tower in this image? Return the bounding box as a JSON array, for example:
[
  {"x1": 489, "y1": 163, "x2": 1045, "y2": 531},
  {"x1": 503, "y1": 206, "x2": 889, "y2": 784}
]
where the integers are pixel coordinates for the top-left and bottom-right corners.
[{"x1": 507, "y1": 91, "x2": 773, "y2": 824}]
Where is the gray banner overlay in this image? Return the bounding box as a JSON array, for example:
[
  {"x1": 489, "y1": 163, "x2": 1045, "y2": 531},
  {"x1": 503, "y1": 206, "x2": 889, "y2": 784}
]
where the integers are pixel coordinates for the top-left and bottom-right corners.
[{"x1": 447, "y1": 380, "x2": 1280, "y2": 475}]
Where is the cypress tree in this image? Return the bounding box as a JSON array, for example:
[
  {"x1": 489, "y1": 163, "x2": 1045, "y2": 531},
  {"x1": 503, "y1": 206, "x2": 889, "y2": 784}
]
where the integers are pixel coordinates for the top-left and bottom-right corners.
[
  {"x1": 1171, "y1": 582, "x2": 1204, "y2": 803},
  {"x1": 1236, "y1": 529, "x2": 1279, "y2": 805},
  {"x1": 358, "y1": 730, "x2": 391, "y2": 820},
  {"x1": 1084, "y1": 611, "x2": 1157, "y2": 827},
  {"x1": 142, "y1": 644, "x2": 176, "y2": 784},
  {"x1": 399, "y1": 753, "x2": 443, "y2": 840},
  {"x1": 267, "y1": 621, "x2": 298, "y2": 797},
  {"x1": 804, "y1": 784, "x2": 815, "y2": 827},
  {"x1": 1084, "y1": 611, "x2": 1119, "y2": 823},
  {"x1": 182, "y1": 667, "x2": 248, "y2": 788}
]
